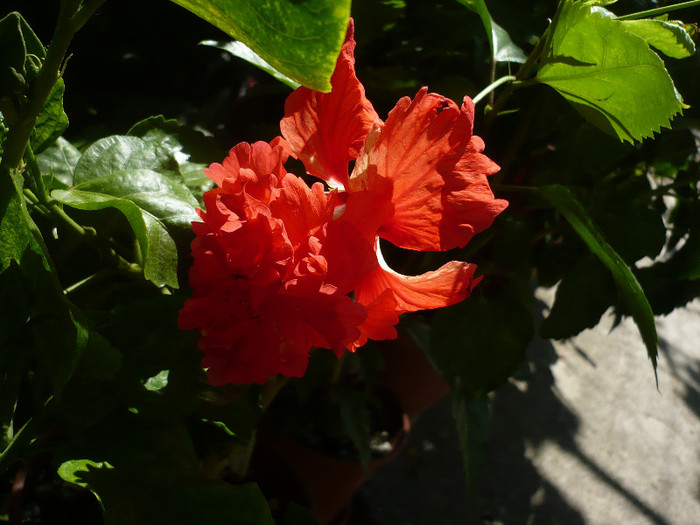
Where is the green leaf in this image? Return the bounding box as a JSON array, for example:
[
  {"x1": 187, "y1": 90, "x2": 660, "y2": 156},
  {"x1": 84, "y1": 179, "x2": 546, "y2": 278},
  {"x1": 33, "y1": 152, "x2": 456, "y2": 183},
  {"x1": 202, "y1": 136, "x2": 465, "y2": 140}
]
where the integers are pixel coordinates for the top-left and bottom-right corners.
[
  {"x1": 169, "y1": 0, "x2": 351, "y2": 92},
  {"x1": 537, "y1": 0, "x2": 685, "y2": 142},
  {"x1": 581, "y1": 0, "x2": 617, "y2": 6},
  {"x1": 621, "y1": 18, "x2": 696, "y2": 59},
  {"x1": 143, "y1": 370, "x2": 170, "y2": 392},
  {"x1": 0, "y1": 12, "x2": 45, "y2": 98},
  {"x1": 199, "y1": 390, "x2": 263, "y2": 441},
  {"x1": 58, "y1": 459, "x2": 114, "y2": 488},
  {"x1": 36, "y1": 136, "x2": 82, "y2": 189},
  {"x1": 73, "y1": 134, "x2": 179, "y2": 178},
  {"x1": 57, "y1": 416, "x2": 274, "y2": 525},
  {"x1": 179, "y1": 162, "x2": 212, "y2": 204},
  {"x1": 0, "y1": 116, "x2": 8, "y2": 157},
  {"x1": 0, "y1": 13, "x2": 68, "y2": 153},
  {"x1": 74, "y1": 331, "x2": 122, "y2": 381},
  {"x1": 334, "y1": 384, "x2": 372, "y2": 469},
  {"x1": 201, "y1": 40, "x2": 301, "y2": 89},
  {"x1": 493, "y1": 21, "x2": 527, "y2": 64},
  {"x1": 428, "y1": 278, "x2": 534, "y2": 396},
  {"x1": 451, "y1": 393, "x2": 489, "y2": 495},
  {"x1": 30, "y1": 78, "x2": 69, "y2": 154},
  {"x1": 538, "y1": 184, "x2": 658, "y2": 371},
  {"x1": 455, "y1": 0, "x2": 494, "y2": 55},
  {"x1": 540, "y1": 255, "x2": 616, "y2": 339},
  {"x1": 126, "y1": 115, "x2": 222, "y2": 203},
  {"x1": 0, "y1": 170, "x2": 88, "y2": 397},
  {"x1": 127, "y1": 115, "x2": 224, "y2": 165},
  {"x1": 52, "y1": 136, "x2": 199, "y2": 288}
]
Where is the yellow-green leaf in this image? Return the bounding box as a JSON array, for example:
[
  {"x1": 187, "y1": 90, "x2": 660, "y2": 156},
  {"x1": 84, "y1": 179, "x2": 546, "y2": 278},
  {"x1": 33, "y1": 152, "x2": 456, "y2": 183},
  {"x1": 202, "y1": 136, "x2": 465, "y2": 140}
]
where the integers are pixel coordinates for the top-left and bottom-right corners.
[{"x1": 169, "y1": 0, "x2": 351, "y2": 92}]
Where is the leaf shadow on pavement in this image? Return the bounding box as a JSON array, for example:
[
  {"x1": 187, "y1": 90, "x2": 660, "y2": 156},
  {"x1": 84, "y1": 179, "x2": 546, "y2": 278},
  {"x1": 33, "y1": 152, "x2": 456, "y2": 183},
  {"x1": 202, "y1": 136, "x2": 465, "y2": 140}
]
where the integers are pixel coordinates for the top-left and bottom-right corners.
[{"x1": 354, "y1": 297, "x2": 675, "y2": 525}]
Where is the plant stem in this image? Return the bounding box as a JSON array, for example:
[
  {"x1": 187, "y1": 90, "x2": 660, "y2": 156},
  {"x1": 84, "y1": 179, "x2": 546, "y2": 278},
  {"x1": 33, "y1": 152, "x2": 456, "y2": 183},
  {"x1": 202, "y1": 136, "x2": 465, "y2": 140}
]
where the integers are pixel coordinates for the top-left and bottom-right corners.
[
  {"x1": 329, "y1": 352, "x2": 347, "y2": 385},
  {"x1": 0, "y1": 399, "x2": 55, "y2": 475},
  {"x1": 473, "y1": 75, "x2": 517, "y2": 105},
  {"x1": 70, "y1": 0, "x2": 108, "y2": 32},
  {"x1": 616, "y1": 0, "x2": 700, "y2": 20},
  {"x1": 260, "y1": 376, "x2": 289, "y2": 411},
  {"x1": 63, "y1": 269, "x2": 111, "y2": 294},
  {"x1": 0, "y1": 1, "x2": 80, "y2": 178},
  {"x1": 482, "y1": 32, "x2": 547, "y2": 132},
  {"x1": 23, "y1": 144, "x2": 91, "y2": 238},
  {"x1": 25, "y1": 149, "x2": 142, "y2": 279}
]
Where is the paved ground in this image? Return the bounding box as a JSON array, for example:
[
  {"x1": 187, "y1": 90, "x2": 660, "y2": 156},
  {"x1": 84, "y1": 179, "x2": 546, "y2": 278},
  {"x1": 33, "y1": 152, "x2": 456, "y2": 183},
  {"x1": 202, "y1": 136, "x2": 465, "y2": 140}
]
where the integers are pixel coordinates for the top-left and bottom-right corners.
[{"x1": 355, "y1": 290, "x2": 700, "y2": 524}]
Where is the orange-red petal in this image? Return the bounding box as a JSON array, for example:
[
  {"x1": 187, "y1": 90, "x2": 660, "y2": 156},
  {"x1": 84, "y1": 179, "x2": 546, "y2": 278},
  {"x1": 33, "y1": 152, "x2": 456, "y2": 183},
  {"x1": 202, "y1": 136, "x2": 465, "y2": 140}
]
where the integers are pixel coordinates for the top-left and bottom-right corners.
[
  {"x1": 280, "y1": 20, "x2": 379, "y2": 189},
  {"x1": 355, "y1": 241, "x2": 481, "y2": 314},
  {"x1": 351, "y1": 89, "x2": 505, "y2": 251},
  {"x1": 348, "y1": 290, "x2": 400, "y2": 351}
]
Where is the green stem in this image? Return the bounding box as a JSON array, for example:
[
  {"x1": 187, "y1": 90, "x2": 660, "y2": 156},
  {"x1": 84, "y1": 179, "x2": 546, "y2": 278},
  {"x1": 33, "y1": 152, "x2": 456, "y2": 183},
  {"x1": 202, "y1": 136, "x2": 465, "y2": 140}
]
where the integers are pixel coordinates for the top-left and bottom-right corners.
[
  {"x1": 25, "y1": 151, "x2": 141, "y2": 279},
  {"x1": 63, "y1": 269, "x2": 111, "y2": 294},
  {"x1": 329, "y1": 352, "x2": 347, "y2": 385},
  {"x1": 616, "y1": 0, "x2": 700, "y2": 21},
  {"x1": 70, "y1": 0, "x2": 108, "y2": 32},
  {"x1": 0, "y1": 0, "x2": 108, "y2": 189},
  {"x1": 0, "y1": 1, "x2": 79, "y2": 178},
  {"x1": 24, "y1": 144, "x2": 90, "y2": 237},
  {"x1": 0, "y1": 399, "x2": 55, "y2": 474},
  {"x1": 482, "y1": 33, "x2": 547, "y2": 132},
  {"x1": 473, "y1": 75, "x2": 517, "y2": 105},
  {"x1": 260, "y1": 376, "x2": 289, "y2": 411}
]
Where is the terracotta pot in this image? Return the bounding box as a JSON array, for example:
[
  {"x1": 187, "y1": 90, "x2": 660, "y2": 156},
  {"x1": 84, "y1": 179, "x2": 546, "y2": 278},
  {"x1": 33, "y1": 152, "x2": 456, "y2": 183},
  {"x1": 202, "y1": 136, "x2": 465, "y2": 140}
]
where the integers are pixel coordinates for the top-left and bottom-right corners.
[{"x1": 379, "y1": 332, "x2": 450, "y2": 425}]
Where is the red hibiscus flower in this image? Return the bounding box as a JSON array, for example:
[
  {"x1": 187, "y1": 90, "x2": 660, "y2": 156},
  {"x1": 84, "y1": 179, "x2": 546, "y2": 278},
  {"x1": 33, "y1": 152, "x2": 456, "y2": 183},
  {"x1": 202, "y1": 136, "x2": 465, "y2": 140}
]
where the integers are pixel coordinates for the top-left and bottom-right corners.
[
  {"x1": 179, "y1": 20, "x2": 507, "y2": 385},
  {"x1": 280, "y1": 20, "x2": 508, "y2": 348},
  {"x1": 178, "y1": 139, "x2": 367, "y2": 384}
]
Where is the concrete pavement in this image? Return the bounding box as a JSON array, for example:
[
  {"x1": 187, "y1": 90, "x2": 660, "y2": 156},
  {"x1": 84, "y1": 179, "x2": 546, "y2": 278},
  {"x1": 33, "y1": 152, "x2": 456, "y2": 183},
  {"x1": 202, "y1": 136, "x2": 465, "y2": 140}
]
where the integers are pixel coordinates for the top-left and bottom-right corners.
[{"x1": 356, "y1": 291, "x2": 700, "y2": 524}]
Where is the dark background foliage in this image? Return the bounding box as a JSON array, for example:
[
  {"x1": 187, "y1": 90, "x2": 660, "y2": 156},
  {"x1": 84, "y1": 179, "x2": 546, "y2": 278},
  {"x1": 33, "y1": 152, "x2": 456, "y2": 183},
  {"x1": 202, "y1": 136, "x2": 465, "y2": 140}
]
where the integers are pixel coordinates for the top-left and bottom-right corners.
[{"x1": 2, "y1": 0, "x2": 700, "y2": 523}]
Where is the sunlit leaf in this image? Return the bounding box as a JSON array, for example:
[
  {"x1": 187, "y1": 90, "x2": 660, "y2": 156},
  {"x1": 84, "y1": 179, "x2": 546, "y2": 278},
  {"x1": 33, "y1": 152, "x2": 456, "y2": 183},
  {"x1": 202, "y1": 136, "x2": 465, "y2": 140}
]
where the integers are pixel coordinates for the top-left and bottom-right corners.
[
  {"x1": 36, "y1": 136, "x2": 80, "y2": 189},
  {"x1": 58, "y1": 459, "x2": 114, "y2": 488},
  {"x1": 538, "y1": 184, "x2": 658, "y2": 372},
  {"x1": 621, "y1": 18, "x2": 696, "y2": 59},
  {"x1": 127, "y1": 115, "x2": 223, "y2": 165},
  {"x1": 538, "y1": 0, "x2": 685, "y2": 142},
  {"x1": 493, "y1": 21, "x2": 527, "y2": 64},
  {"x1": 169, "y1": 0, "x2": 351, "y2": 92},
  {"x1": 127, "y1": 115, "x2": 222, "y2": 203},
  {"x1": 144, "y1": 370, "x2": 170, "y2": 392},
  {"x1": 52, "y1": 136, "x2": 199, "y2": 288}
]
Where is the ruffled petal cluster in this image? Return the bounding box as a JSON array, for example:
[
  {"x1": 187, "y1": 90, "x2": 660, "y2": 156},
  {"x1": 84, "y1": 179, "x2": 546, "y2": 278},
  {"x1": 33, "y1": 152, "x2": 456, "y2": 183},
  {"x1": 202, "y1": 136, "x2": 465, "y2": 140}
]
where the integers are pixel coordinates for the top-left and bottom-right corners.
[{"x1": 180, "y1": 21, "x2": 507, "y2": 385}]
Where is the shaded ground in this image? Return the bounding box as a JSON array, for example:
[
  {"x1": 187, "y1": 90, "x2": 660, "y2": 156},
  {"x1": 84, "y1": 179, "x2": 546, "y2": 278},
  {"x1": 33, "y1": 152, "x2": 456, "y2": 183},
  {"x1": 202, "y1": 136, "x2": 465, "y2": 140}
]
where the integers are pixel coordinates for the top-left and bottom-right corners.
[{"x1": 355, "y1": 292, "x2": 700, "y2": 524}]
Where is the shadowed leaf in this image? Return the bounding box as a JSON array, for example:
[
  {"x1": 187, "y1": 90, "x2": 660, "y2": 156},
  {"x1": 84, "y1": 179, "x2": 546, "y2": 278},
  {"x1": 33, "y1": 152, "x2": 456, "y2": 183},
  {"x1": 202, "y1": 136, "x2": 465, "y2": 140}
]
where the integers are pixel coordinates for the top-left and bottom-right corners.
[{"x1": 538, "y1": 184, "x2": 658, "y2": 373}]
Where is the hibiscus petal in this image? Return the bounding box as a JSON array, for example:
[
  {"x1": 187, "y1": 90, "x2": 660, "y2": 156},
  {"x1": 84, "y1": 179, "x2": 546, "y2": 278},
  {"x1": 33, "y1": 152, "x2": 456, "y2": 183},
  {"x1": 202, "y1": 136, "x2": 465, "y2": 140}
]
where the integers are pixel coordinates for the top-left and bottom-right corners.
[
  {"x1": 280, "y1": 20, "x2": 379, "y2": 189},
  {"x1": 439, "y1": 136, "x2": 509, "y2": 248},
  {"x1": 353, "y1": 89, "x2": 505, "y2": 251},
  {"x1": 349, "y1": 289, "x2": 400, "y2": 351},
  {"x1": 205, "y1": 140, "x2": 289, "y2": 189},
  {"x1": 270, "y1": 177, "x2": 333, "y2": 253},
  {"x1": 355, "y1": 240, "x2": 482, "y2": 313}
]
